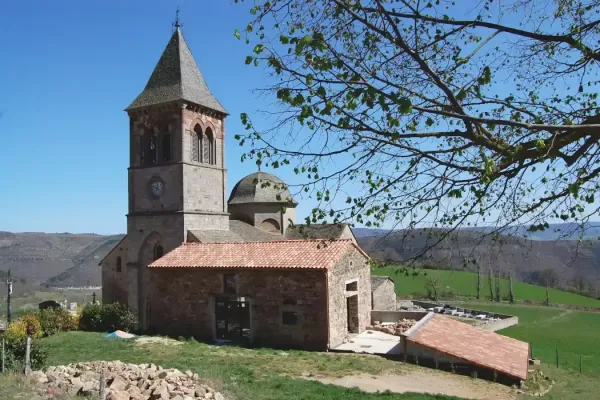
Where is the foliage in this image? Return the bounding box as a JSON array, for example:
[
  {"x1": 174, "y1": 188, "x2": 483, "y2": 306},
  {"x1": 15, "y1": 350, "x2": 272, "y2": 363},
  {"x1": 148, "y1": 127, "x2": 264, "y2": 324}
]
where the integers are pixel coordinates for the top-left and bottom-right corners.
[
  {"x1": 1, "y1": 314, "x2": 48, "y2": 372},
  {"x1": 78, "y1": 303, "x2": 137, "y2": 333},
  {"x1": 2, "y1": 313, "x2": 43, "y2": 343},
  {"x1": 39, "y1": 307, "x2": 77, "y2": 336},
  {"x1": 424, "y1": 276, "x2": 441, "y2": 301},
  {"x1": 374, "y1": 267, "x2": 600, "y2": 307},
  {"x1": 234, "y1": 0, "x2": 600, "y2": 249}
]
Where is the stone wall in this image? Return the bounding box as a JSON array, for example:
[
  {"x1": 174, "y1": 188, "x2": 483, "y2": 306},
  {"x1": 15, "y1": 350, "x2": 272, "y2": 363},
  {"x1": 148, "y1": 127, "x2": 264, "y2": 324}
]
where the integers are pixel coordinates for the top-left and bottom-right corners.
[
  {"x1": 228, "y1": 203, "x2": 297, "y2": 234},
  {"x1": 372, "y1": 279, "x2": 397, "y2": 311},
  {"x1": 371, "y1": 310, "x2": 428, "y2": 323},
  {"x1": 327, "y1": 249, "x2": 372, "y2": 348},
  {"x1": 129, "y1": 164, "x2": 184, "y2": 213},
  {"x1": 148, "y1": 268, "x2": 329, "y2": 350},
  {"x1": 101, "y1": 237, "x2": 129, "y2": 306}
]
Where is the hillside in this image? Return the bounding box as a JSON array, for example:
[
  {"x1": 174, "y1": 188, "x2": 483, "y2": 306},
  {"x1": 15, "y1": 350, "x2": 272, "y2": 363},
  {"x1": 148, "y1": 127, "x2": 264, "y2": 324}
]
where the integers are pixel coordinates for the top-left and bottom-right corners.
[
  {"x1": 373, "y1": 267, "x2": 600, "y2": 307},
  {"x1": 357, "y1": 229, "x2": 600, "y2": 290},
  {"x1": 0, "y1": 231, "x2": 123, "y2": 288}
]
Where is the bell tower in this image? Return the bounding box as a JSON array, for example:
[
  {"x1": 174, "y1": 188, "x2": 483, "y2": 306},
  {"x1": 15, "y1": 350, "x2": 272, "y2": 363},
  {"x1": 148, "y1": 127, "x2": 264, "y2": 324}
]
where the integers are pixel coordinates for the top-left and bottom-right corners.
[{"x1": 124, "y1": 25, "x2": 229, "y2": 330}]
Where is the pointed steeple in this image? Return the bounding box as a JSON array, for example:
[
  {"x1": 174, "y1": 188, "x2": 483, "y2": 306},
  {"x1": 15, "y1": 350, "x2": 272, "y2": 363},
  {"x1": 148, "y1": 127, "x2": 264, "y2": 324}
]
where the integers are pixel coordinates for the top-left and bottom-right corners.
[{"x1": 126, "y1": 28, "x2": 227, "y2": 114}]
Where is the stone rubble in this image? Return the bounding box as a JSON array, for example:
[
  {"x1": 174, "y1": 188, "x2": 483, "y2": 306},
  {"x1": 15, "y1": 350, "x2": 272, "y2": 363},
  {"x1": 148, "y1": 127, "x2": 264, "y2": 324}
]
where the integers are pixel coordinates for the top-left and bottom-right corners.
[
  {"x1": 366, "y1": 319, "x2": 417, "y2": 336},
  {"x1": 28, "y1": 361, "x2": 226, "y2": 400}
]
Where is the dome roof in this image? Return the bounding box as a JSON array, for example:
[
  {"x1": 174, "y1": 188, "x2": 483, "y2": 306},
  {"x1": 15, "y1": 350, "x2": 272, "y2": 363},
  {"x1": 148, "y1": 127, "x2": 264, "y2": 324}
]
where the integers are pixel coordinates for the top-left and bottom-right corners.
[{"x1": 228, "y1": 172, "x2": 297, "y2": 206}]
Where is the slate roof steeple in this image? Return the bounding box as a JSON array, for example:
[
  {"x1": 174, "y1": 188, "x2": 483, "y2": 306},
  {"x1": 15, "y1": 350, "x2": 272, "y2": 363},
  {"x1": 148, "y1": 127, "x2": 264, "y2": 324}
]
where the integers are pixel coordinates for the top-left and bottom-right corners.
[{"x1": 126, "y1": 27, "x2": 227, "y2": 114}]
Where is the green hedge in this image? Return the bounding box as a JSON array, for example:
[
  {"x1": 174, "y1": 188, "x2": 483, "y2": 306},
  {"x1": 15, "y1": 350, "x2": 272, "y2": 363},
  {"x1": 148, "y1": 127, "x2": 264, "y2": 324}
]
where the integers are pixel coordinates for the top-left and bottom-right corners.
[{"x1": 78, "y1": 303, "x2": 137, "y2": 333}]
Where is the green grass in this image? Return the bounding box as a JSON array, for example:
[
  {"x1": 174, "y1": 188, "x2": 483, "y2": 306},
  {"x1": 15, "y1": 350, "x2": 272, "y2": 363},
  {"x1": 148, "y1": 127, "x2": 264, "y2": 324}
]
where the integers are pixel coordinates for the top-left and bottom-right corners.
[
  {"x1": 373, "y1": 267, "x2": 600, "y2": 308},
  {"x1": 36, "y1": 332, "x2": 457, "y2": 400},
  {"x1": 462, "y1": 303, "x2": 600, "y2": 377}
]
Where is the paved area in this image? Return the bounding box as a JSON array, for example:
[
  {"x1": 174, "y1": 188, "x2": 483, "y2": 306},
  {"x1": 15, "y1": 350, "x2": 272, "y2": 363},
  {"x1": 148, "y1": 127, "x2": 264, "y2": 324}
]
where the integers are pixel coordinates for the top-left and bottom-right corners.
[{"x1": 332, "y1": 330, "x2": 402, "y2": 355}]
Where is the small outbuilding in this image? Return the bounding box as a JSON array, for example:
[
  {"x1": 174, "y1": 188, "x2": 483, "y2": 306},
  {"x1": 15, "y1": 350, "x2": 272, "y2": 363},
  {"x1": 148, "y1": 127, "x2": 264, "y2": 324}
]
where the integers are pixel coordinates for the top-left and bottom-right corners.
[{"x1": 371, "y1": 276, "x2": 397, "y2": 311}]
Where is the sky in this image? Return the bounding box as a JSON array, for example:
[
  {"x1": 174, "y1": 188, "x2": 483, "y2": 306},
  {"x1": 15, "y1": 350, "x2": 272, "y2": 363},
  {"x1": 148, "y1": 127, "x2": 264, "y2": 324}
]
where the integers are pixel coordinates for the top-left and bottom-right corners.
[{"x1": 0, "y1": 0, "x2": 304, "y2": 234}]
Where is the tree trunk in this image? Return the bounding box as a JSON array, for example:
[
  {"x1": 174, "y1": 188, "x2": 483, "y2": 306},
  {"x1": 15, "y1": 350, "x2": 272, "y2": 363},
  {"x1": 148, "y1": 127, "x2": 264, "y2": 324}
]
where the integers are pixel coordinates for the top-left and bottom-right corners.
[
  {"x1": 546, "y1": 282, "x2": 550, "y2": 307},
  {"x1": 509, "y1": 269, "x2": 515, "y2": 304},
  {"x1": 477, "y1": 265, "x2": 481, "y2": 300},
  {"x1": 488, "y1": 268, "x2": 494, "y2": 301},
  {"x1": 494, "y1": 270, "x2": 501, "y2": 302}
]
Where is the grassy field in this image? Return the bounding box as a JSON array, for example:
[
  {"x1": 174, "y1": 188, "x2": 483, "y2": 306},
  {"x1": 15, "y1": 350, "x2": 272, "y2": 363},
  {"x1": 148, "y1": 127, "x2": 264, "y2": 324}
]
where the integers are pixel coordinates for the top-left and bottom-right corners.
[
  {"x1": 13, "y1": 332, "x2": 458, "y2": 400},
  {"x1": 0, "y1": 330, "x2": 598, "y2": 399},
  {"x1": 373, "y1": 267, "x2": 600, "y2": 308},
  {"x1": 460, "y1": 303, "x2": 600, "y2": 377}
]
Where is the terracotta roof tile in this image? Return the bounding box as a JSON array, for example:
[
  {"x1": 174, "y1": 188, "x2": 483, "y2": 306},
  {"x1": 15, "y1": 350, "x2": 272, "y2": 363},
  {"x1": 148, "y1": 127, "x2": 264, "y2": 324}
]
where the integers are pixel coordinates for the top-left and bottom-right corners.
[
  {"x1": 149, "y1": 239, "x2": 368, "y2": 269},
  {"x1": 406, "y1": 314, "x2": 529, "y2": 381}
]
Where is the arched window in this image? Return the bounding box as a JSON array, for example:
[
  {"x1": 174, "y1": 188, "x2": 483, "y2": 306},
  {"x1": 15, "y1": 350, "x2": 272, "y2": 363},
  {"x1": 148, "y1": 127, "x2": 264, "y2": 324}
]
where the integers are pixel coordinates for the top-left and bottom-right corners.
[
  {"x1": 259, "y1": 218, "x2": 281, "y2": 233},
  {"x1": 116, "y1": 256, "x2": 122, "y2": 273},
  {"x1": 154, "y1": 245, "x2": 164, "y2": 261},
  {"x1": 192, "y1": 124, "x2": 202, "y2": 162},
  {"x1": 161, "y1": 133, "x2": 171, "y2": 162},
  {"x1": 202, "y1": 131, "x2": 210, "y2": 164},
  {"x1": 149, "y1": 134, "x2": 157, "y2": 165},
  {"x1": 205, "y1": 127, "x2": 215, "y2": 165}
]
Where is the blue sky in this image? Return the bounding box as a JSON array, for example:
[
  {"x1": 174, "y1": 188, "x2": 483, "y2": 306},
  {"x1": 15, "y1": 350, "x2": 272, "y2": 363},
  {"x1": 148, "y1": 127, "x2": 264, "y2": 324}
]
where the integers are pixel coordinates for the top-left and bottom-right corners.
[{"x1": 0, "y1": 0, "x2": 303, "y2": 234}]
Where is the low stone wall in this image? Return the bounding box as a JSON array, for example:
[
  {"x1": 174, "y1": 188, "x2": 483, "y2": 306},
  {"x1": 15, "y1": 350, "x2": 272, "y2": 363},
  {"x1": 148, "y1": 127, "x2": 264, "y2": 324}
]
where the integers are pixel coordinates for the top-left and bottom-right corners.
[
  {"x1": 474, "y1": 316, "x2": 519, "y2": 332},
  {"x1": 371, "y1": 310, "x2": 428, "y2": 323}
]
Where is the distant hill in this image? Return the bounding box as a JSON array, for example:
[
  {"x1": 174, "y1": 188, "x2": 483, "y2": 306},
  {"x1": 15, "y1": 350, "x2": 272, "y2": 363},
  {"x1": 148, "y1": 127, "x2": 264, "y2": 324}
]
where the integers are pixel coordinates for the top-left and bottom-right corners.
[
  {"x1": 0, "y1": 232, "x2": 123, "y2": 290},
  {"x1": 353, "y1": 221, "x2": 600, "y2": 241},
  {"x1": 355, "y1": 229, "x2": 600, "y2": 291},
  {"x1": 2, "y1": 222, "x2": 600, "y2": 295}
]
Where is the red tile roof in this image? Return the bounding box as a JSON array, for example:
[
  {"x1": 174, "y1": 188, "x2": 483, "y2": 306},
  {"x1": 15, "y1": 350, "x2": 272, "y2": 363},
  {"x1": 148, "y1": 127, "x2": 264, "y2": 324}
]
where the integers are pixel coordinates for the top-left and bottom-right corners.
[
  {"x1": 149, "y1": 239, "x2": 368, "y2": 269},
  {"x1": 406, "y1": 314, "x2": 529, "y2": 381}
]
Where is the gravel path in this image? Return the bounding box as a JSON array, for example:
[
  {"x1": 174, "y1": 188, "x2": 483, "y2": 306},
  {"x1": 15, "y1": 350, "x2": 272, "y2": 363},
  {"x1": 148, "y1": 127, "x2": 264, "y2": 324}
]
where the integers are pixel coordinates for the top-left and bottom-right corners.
[{"x1": 308, "y1": 371, "x2": 517, "y2": 400}]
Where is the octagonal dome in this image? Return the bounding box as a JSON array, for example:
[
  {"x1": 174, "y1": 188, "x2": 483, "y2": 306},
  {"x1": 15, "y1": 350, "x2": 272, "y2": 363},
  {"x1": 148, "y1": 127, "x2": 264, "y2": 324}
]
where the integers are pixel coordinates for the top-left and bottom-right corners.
[{"x1": 228, "y1": 172, "x2": 297, "y2": 206}]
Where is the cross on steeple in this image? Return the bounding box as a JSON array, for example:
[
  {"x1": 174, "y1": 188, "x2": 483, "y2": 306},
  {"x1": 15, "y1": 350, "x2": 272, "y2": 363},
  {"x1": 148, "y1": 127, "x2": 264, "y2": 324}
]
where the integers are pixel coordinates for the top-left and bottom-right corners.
[{"x1": 173, "y1": 7, "x2": 181, "y2": 30}]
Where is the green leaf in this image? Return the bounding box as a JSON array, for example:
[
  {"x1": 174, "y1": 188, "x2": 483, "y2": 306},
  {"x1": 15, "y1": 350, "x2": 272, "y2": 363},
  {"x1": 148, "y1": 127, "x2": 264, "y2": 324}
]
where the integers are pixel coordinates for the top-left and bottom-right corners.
[{"x1": 234, "y1": 29, "x2": 241, "y2": 40}]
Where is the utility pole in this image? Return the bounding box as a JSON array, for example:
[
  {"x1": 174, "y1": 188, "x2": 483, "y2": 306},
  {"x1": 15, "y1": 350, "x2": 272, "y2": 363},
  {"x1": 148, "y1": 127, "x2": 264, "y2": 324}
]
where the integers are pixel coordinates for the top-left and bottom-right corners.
[{"x1": 2, "y1": 270, "x2": 13, "y2": 325}]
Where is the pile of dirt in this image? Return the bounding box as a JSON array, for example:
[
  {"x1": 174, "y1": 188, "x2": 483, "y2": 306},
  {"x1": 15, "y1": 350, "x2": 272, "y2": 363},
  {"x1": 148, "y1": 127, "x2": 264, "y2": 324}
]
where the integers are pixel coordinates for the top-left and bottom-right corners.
[
  {"x1": 367, "y1": 319, "x2": 417, "y2": 336},
  {"x1": 29, "y1": 361, "x2": 225, "y2": 400}
]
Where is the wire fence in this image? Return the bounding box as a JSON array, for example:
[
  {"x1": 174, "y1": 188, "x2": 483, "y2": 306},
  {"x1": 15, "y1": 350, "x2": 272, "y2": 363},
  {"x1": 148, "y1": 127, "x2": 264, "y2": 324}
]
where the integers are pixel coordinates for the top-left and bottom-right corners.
[{"x1": 531, "y1": 345, "x2": 600, "y2": 377}]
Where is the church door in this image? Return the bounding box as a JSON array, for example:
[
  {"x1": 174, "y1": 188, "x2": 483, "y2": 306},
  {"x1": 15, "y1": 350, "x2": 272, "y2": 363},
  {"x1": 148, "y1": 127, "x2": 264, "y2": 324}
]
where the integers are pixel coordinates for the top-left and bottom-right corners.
[{"x1": 215, "y1": 297, "x2": 250, "y2": 342}]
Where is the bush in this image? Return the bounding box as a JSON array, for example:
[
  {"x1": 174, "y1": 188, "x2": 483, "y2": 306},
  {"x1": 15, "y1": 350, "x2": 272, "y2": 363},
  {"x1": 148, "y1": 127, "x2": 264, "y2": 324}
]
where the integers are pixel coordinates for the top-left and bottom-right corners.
[
  {"x1": 78, "y1": 303, "x2": 137, "y2": 333},
  {"x1": 3, "y1": 314, "x2": 43, "y2": 343},
  {"x1": 2, "y1": 338, "x2": 48, "y2": 372},
  {"x1": 1, "y1": 314, "x2": 48, "y2": 372},
  {"x1": 39, "y1": 308, "x2": 77, "y2": 336}
]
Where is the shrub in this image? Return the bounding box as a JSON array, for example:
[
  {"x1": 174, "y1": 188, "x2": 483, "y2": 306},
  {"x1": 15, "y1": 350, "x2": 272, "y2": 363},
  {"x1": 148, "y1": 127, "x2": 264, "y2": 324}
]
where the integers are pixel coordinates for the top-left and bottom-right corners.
[
  {"x1": 2, "y1": 338, "x2": 48, "y2": 372},
  {"x1": 1, "y1": 314, "x2": 48, "y2": 372},
  {"x1": 3, "y1": 314, "x2": 43, "y2": 343},
  {"x1": 39, "y1": 308, "x2": 77, "y2": 336},
  {"x1": 78, "y1": 303, "x2": 137, "y2": 333}
]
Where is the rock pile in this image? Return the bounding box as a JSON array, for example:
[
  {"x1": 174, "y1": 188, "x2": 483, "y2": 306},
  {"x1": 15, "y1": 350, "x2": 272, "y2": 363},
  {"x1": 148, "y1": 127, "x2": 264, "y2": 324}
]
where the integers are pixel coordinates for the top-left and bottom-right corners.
[
  {"x1": 29, "y1": 361, "x2": 226, "y2": 400},
  {"x1": 367, "y1": 319, "x2": 417, "y2": 336}
]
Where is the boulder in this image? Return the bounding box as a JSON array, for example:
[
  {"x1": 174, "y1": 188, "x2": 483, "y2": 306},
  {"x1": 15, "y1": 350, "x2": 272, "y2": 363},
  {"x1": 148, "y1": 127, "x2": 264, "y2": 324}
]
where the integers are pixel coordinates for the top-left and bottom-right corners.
[
  {"x1": 110, "y1": 376, "x2": 128, "y2": 391},
  {"x1": 109, "y1": 390, "x2": 131, "y2": 400}
]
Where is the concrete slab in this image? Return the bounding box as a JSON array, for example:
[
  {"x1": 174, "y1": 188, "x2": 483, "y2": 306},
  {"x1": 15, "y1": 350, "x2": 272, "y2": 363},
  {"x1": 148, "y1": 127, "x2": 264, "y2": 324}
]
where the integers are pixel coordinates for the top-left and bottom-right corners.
[{"x1": 332, "y1": 330, "x2": 402, "y2": 355}]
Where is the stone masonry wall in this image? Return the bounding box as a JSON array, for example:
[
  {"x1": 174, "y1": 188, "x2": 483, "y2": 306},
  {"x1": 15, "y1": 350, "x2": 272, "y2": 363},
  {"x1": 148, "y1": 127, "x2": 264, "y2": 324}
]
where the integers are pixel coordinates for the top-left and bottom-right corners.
[
  {"x1": 101, "y1": 238, "x2": 129, "y2": 306},
  {"x1": 148, "y1": 268, "x2": 329, "y2": 350},
  {"x1": 372, "y1": 279, "x2": 397, "y2": 311},
  {"x1": 327, "y1": 248, "x2": 372, "y2": 348}
]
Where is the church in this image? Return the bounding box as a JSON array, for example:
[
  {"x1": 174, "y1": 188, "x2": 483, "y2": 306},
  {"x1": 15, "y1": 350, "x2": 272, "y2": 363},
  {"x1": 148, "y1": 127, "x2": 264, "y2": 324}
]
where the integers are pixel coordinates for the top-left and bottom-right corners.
[{"x1": 100, "y1": 25, "x2": 391, "y2": 350}]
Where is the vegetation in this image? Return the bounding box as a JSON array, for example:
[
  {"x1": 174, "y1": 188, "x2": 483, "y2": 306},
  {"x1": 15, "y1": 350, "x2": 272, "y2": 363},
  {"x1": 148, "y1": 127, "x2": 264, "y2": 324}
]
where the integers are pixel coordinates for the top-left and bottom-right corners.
[
  {"x1": 467, "y1": 303, "x2": 600, "y2": 377},
  {"x1": 373, "y1": 267, "x2": 600, "y2": 308},
  {"x1": 78, "y1": 303, "x2": 137, "y2": 333},
  {"x1": 39, "y1": 307, "x2": 77, "y2": 336},
  {"x1": 1, "y1": 314, "x2": 48, "y2": 372},
  {"x1": 233, "y1": 0, "x2": 600, "y2": 246}
]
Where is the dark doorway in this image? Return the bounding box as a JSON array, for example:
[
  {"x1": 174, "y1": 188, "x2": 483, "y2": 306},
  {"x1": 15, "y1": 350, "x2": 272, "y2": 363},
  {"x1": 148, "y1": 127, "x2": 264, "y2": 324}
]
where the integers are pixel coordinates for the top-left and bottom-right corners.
[
  {"x1": 215, "y1": 297, "x2": 251, "y2": 342},
  {"x1": 347, "y1": 295, "x2": 359, "y2": 333}
]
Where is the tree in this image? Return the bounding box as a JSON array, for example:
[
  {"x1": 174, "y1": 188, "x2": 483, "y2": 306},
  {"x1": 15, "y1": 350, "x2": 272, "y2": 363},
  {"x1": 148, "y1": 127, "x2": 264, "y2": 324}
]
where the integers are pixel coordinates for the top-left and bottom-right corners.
[
  {"x1": 540, "y1": 268, "x2": 558, "y2": 306},
  {"x1": 572, "y1": 273, "x2": 588, "y2": 293},
  {"x1": 424, "y1": 276, "x2": 441, "y2": 301},
  {"x1": 235, "y1": 0, "x2": 600, "y2": 247}
]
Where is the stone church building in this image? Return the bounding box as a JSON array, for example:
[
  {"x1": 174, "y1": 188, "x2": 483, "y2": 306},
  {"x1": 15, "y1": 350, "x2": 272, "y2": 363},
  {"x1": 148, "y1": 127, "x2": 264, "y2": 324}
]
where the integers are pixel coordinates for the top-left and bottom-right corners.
[{"x1": 100, "y1": 26, "x2": 391, "y2": 350}]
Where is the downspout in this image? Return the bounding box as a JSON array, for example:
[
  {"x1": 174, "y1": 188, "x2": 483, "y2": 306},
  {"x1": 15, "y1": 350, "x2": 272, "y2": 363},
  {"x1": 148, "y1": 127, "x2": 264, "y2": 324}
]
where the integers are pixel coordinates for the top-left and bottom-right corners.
[{"x1": 325, "y1": 269, "x2": 330, "y2": 351}]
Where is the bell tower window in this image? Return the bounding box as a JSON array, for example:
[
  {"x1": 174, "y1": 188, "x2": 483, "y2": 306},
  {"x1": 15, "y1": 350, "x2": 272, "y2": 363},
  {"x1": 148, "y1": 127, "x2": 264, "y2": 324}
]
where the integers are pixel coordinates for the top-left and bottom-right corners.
[
  {"x1": 205, "y1": 127, "x2": 215, "y2": 165},
  {"x1": 154, "y1": 245, "x2": 164, "y2": 261},
  {"x1": 161, "y1": 133, "x2": 172, "y2": 162}
]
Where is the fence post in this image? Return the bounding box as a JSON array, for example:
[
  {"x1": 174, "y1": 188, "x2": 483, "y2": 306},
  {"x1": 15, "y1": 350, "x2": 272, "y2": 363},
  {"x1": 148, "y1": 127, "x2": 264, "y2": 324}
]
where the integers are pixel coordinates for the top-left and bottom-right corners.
[
  {"x1": 580, "y1": 356, "x2": 582, "y2": 375},
  {"x1": 24, "y1": 336, "x2": 31, "y2": 376},
  {"x1": 99, "y1": 369, "x2": 106, "y2": 400},
  {"x1": 555, "y1": 349, "x2": 558, "y2": 368}
]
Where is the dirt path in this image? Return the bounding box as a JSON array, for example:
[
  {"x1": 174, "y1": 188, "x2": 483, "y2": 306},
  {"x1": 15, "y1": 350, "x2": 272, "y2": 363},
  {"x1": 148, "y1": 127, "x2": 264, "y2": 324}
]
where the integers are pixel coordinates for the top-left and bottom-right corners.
[{"x1": 308, "y1": 371, "x2": 517, "y2": 400}]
